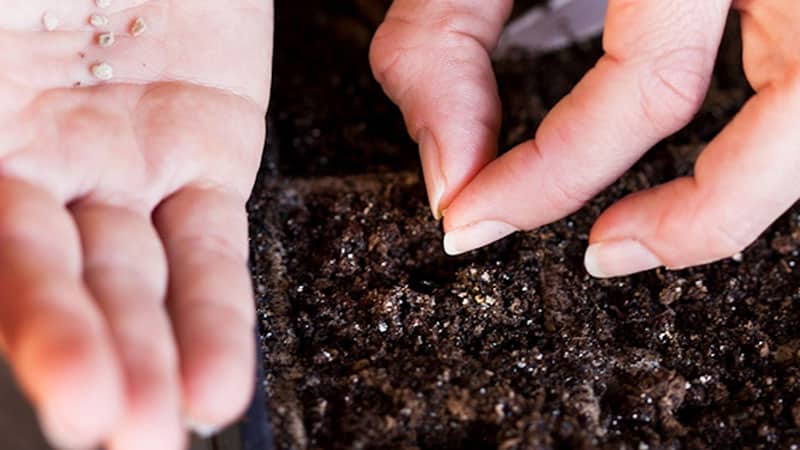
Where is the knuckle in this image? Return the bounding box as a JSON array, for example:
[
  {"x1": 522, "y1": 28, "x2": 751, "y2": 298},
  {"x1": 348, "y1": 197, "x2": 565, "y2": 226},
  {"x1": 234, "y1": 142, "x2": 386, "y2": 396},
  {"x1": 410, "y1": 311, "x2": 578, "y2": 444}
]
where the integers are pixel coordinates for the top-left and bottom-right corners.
[
  {"x1": 368, "y1": 19, "x2": 426, "y2": 106},
  {"x1": 14, "y1": 279, "x2": 74, "y2": 307},
  {"x1": 4, "y1": 282, "x2": 98, "y2": 347},
  {"x1": 521, "y1": 138, "x2": 593, "y2": 217},
  {"x1": 368, "y1": 21, "x2": 402, "y2": 86},
  {"x1": 430, "y1": 10, "x2": 496, "y2": 50},
  {"x1": 369, "y1": 18, "x2": 494, "y2": 135},
  {"x1": 707, "y1": 221, "x2": 758, "y2": 257},
  {"x1": 637, "y1": 46, "x2": 712, "y2": 133},
  {"x1": 176, "y1": 232, "x2": 248, "y2": 265},
  {"x1": 543, "y1": 176, "x2": 594, "y2": 217},
  {"x1": 121, "y1": 331, "x2": 178, "y2": 375},
  {"x1": 779, "y1": 63, "x2": 800, "y2": 97},
  {"x1": 369, "y1": 9, "x2": 497, "y2": 89},
  {"x1": 87, "y1": 263, "x2": 167, "y2": 299}
]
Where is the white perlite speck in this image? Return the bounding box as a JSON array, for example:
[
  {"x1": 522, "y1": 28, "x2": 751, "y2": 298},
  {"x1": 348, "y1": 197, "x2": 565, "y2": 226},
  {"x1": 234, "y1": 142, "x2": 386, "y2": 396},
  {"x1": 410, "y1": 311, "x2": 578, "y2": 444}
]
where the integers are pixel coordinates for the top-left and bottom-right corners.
[
  {"x1": 91, "y1": 62, "x2": 113, "y2": 81},
  {"x1": 130, "y1": 17, "x2": 147, "y2": 36},
  {"x1": 89, "y1": 14, "x2": 109, "y2": 28},
  {"x1": 95, "y1": 0, "x2": 112, "y2": 8},
  {"x1": 42, "y1": 12, "x2": 59, "y2": 31},
  {"x1": 98, "y1": 32, "x2": 115, "y2": 47}
]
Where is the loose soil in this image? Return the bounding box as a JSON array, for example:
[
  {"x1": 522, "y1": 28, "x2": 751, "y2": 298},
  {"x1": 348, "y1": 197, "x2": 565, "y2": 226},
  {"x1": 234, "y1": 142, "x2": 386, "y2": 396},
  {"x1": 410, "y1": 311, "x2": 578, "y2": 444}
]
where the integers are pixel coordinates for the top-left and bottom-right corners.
[{"x1": 250, "y1": 2, "x2": 800, "y2": 449}]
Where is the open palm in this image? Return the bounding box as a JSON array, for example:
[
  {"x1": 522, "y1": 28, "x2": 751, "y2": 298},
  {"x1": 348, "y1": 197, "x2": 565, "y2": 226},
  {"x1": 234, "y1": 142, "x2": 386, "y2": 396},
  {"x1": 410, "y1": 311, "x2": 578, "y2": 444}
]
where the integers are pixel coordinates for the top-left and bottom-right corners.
[{"x1": 0, "y1": 1, "x2": 273, "y2": 449}]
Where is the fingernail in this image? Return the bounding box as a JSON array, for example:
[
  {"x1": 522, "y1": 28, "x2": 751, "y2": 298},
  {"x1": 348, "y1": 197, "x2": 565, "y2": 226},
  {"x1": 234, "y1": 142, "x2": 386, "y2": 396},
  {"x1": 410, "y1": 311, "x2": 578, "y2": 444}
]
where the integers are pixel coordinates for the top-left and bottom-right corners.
[
  {"x1": 443, "y1": 221, "x2": 518, "y2": 255},
  {"x1": 185, "y1": 417, "x2": 220, "y2": 438},
  {"x1": 429, "y1": 176, "x2": 445, "y2": 221},
  {"x1": 584, "y1": 239, "x2": 662, "y2": 278},
  {"x1": 418, "y1": 129, "x2": 446, "y2": 220}
]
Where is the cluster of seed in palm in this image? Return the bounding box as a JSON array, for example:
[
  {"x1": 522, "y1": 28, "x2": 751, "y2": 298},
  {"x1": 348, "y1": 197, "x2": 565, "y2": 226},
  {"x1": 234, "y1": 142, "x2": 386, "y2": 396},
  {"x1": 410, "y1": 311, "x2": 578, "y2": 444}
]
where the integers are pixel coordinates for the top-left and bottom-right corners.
[{"x1": 41, "y1": 0, "x2": 148, "y2": 82}]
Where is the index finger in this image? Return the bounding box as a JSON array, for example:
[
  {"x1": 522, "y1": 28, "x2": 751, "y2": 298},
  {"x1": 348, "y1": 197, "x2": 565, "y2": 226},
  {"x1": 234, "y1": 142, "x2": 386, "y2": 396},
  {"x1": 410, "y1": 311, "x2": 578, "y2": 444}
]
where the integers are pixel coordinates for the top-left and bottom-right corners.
[{"x1": 442, "y1": 0, "x2": 732, "y2": 255}]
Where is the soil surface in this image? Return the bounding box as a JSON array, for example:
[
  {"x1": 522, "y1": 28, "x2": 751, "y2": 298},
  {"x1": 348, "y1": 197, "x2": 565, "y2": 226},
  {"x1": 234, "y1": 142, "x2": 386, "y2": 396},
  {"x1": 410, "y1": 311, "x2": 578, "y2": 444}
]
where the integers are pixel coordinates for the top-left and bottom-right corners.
[{"x1": 250, "y1": 2, "x2": 800, "y2": 449}]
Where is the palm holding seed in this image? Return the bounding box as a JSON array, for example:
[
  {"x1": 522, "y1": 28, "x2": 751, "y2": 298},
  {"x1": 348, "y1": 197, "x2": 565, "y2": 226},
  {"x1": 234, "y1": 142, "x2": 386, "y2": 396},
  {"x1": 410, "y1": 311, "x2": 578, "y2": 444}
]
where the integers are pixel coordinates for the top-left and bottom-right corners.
[{"x1": 0, "y1": 1, "x2": 273, "y2": 449}]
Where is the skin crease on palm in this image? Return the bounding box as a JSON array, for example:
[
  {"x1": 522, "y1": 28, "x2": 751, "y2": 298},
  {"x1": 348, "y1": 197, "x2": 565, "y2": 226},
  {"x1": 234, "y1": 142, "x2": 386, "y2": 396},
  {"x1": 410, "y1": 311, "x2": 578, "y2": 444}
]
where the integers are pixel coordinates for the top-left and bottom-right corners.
[
  {"x1": 371, "y1": 0, "x2": 800, "y2": 278},
  {"x1": 0, "y1": 1, "x2": 273, "y2": 449}
]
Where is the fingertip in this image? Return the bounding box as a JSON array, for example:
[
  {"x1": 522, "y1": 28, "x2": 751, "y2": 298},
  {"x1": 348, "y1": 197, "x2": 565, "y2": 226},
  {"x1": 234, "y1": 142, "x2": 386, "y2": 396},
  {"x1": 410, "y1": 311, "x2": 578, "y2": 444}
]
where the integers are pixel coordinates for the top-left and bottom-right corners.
[
  {"x1": 104, "y1": 352, "x2": 184, "y2": 450},
  {"x1": 584, "y1": 239, "x2": 663, "y2": 278},
  {"x1": 418, "y1": 129, "x2": 446, "y2": 220},
  {"x1": 442, "y1": 232, "x2": 462, "y2": 256},
  {"x1": 429, "y1": 178, "x2": 445, "y2": 221},
  {"x1": 182, "y1": 354, "x2": 254, "y2": 432},
  {"x1": 107, "y1": 412, "x2": 186, "y2": 450},
  {"x1": 420, "y1": 128, "x2": 498, "y2": 223},
  {"x1": 443, "y1": 220, "x2": 518, "y2": 256},
  {"x1": 180, "y1": 317, "x2": 255, "y2": 430},
  {"x1": 20, "y1": 323, "x2": 124, "y2": 449},
  {"x1": 585, "y1": 189, "x2": 672, "y2": 278}
]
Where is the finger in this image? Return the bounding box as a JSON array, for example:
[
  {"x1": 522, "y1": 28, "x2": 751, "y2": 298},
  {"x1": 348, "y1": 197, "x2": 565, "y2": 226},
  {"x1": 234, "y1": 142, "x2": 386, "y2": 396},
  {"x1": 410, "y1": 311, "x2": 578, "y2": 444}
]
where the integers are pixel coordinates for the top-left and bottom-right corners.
[
  {"x1": 585, "y1": 69, "x2": 800, "y2": 277},
  {"x1": 370, "y1": 0, "x2": 513, "y2": 218},
  {"x1": 71, "y1": 202, "x2": 185, "y2": 450},
  {"x1": 154, "y1": 185, "x2": 255, "y2": 435},
  {"x1": 736, "y1": 0, "x2": 800, "y2": 91},
  {"x1": 442, "y1": 0, "x2": 732, "y2": 255},
  {"x1": 0, "y1": 178, "x2": 123, "y2": 449}
]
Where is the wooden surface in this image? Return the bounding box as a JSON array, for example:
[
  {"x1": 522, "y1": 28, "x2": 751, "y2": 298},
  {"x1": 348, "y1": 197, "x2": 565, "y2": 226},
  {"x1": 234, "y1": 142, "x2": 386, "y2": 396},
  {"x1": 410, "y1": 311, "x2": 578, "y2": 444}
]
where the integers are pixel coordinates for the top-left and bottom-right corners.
[{"x1": 0, "y1": 357, "x2": 240, "y2": 450}]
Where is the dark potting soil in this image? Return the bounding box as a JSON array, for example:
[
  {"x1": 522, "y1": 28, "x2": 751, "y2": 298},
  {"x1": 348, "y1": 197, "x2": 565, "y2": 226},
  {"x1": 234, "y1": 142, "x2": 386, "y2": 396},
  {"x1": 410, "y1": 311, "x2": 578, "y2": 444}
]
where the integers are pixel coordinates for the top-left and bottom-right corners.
[{"x1": 251, "y1": 2, "x2": 800, "y2": 449}]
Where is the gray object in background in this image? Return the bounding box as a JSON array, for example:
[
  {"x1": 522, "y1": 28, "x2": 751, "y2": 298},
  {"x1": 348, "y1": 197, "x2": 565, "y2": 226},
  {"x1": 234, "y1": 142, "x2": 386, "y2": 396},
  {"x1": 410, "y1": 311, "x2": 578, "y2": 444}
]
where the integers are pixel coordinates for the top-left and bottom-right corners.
[{"x1": 495, "y1": 0, "x2": 608, "y2": 58}]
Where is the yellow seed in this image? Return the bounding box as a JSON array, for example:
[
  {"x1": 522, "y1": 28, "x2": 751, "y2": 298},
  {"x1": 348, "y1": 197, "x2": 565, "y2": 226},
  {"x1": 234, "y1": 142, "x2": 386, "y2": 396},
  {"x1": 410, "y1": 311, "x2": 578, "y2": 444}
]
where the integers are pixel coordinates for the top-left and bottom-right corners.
[
  {"x1": 89, "y1": 14, "x2": 109, "y2": 28},
  {"x1": 91, "y1": 62, "x2": 113, "y2": 81},
  {"x1": 130, "y1": 17, "x2": 147, "y2": 37},
  {"x1": 98, "y1": 32, "x2": 115, "y2": 47},
  {"x1": 42, "y1": 12, "x2": 59, "y2": 31},
  {"x1": 95, "y1": 0, "x2": 112, "y2": 9}
]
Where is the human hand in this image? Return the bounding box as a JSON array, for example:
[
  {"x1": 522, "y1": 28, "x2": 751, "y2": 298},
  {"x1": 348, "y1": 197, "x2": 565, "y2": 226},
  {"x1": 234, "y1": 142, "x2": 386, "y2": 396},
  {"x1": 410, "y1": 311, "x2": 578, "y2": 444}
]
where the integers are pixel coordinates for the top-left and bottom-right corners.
[
  {"x1": 370, "y1": 0, "x2": 800, "y2": 277},
  {"x1": 0, "y1": 1, "x2": 272, "y2": 448}
]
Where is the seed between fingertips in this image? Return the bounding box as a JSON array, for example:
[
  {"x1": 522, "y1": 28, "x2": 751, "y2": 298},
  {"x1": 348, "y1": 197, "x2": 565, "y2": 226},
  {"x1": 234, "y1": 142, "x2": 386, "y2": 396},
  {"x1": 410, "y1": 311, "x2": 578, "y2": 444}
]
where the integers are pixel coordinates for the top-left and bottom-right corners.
[
  {"x1": 91, "y1": 62, "x2": 113, "y2": 81},
  {"x1": 130, "y1": 17, "x2": 147, "y2": 37},
  {"x1": 42, "y1": 12, "x2": 59, "y2": 31},
  {"x1": 95, "y1": 0, "x2": 112, "y2": 9},
  {"x1": 89, "y1": 14, "x2": 109, "y2": 28},
  {"x1": 98, "y1": 32, "x2": 115, "y2": 47}
]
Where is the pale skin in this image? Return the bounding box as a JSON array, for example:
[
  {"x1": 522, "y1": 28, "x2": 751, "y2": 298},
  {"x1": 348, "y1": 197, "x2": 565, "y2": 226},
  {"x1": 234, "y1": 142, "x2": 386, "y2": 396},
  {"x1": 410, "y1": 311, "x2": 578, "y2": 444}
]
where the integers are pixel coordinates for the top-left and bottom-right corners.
[
  {"x1": 371, "y1": 0, "x2": 800, "y2": 277},
  {"x1": 0, "y1": 1, "x2": 272, "y2": 449},
  {"x1": 0, "y1": 0, "x2": 797, "y2": 449}
]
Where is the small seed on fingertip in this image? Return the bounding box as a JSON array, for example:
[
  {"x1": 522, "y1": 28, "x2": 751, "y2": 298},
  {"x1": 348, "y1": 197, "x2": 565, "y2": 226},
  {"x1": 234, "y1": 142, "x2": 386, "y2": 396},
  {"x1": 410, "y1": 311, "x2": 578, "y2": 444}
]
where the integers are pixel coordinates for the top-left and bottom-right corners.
[
  {"x1": 91, "y1": 62, "x2": 113, "y2": 81},
  {"x1": 95, "y1": 0, "x2": 112, "y2": 9},
  {"x1": 98, "y1": 32, "x2": 115, "y2": 47},
  {"x1": 89, "y1": 14, "x2": 109, "y2": 28},
  {"x1": 42, "y1": 12, "x2": 59, "y2": 31},
  {"x1": 130, "y1": 17, "x2": 147, "y2": 37}
]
